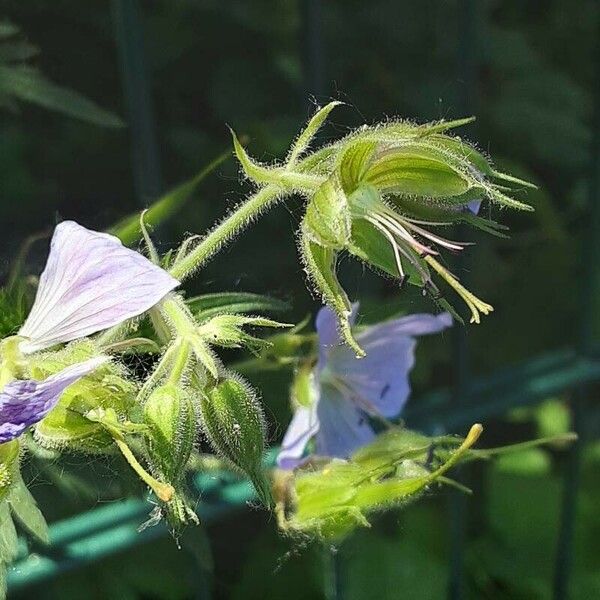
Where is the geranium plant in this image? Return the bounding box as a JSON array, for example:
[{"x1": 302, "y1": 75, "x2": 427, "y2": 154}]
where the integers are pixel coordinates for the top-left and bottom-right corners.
[{"x1": 1, "y1": 103, "x2": 572, "y2": 586}]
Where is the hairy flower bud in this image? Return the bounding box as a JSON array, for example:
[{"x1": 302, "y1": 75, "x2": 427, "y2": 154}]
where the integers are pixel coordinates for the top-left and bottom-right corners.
[
  {"x1": 198, "y1": 375, "x2": 272, "y2": 507},
  {"x1": 233, "y1": 103, "x2": 534, "y2": 355},
  {"x1": 144, "y1": 383, "x2": 196, "y2": 483}
]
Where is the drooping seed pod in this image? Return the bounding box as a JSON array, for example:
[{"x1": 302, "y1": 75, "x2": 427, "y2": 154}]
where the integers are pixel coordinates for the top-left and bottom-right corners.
[
  {"x1": 144, "y1": 383, "x2": 196, "y2": 484},
  {"x1": 198, "y1": 374, "x2": 272, "y2": 507}
]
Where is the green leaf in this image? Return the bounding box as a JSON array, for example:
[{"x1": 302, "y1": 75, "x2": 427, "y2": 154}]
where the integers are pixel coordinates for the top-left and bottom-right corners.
[
  {"x1": 287, "y1": 101, "x2": 343, "y2": 165},
  {"x1": 7, "y1": 474, "x2": 49, "y2": 544},
  {"x1": 299, "y1": 231, "x2": 363, "y2": 356},
  {"x1": 186, "y1": 292, "x2": 290, "y2": 321},
  {"x1": 109, "y1": 150, "x2": 230, "y2": 245},
  {"x1": 0, "y1": 65, "x2": 124, "y2": 127},
  {"x1": 304, "y1": 176, "x2": 351, "y2": 248},
  {"x1": 364, "y1": 148, "x2": 471, "y2": 197}
]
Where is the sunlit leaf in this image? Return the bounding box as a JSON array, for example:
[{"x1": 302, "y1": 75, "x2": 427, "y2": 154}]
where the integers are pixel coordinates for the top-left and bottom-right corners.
[
  {"x1": 187, "y1": 292, "x2": 290, "y2": 321},
  {"x1": 109, "y1": 150, "x2": 230, "y2": 245}
]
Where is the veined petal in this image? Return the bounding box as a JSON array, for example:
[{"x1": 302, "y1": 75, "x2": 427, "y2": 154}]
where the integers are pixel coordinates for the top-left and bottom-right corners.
[
  {"x1": 0, "y1": 356, "x2": 108, "y2": 443},
  {"x1": 277, "y1": 403, "x2": 319, "y2": 470},
  {"x1": 316, "y1": 383, "x2": 376, "y2": 458},
  {"x1": 19, "y1": 221, "x2": 179, "y2": 353},
  {"x1": 327, "y1": 312, "x2": 452, "y2": 418}
]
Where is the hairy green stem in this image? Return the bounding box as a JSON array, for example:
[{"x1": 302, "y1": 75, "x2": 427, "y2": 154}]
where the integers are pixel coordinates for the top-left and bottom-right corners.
[
  {"x1": 168, "y1": 339, "x2": 191, "y2": 384},
  {"x1": 169, "y1": 185, "x2": 281, "y2": 281}
]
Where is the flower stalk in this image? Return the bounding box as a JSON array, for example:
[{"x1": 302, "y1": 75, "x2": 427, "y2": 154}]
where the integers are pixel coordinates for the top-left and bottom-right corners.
[{"x1": 169, "y1": 185, "x2": 282, "y2": 281}]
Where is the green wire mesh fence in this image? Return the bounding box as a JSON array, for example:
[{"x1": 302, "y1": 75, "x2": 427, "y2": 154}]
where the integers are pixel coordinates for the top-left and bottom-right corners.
[{"x1": 7, "y1": 1, "x2": 600, "y2": 598}]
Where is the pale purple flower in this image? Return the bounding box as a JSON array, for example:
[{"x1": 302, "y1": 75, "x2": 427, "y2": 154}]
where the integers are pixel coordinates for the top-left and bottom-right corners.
[
  {"x1": 18, "y1": 221, "x2": 179, "y2": 354},
  {"x1": 1, "y1": 220, "x2": 179, "y2": 443},
  {"x1": 0, "y1": 356, "x2": 108, "y2": 443},
  {"x1": 277, "y1": 305, "x2": 452, "y2": 468}
]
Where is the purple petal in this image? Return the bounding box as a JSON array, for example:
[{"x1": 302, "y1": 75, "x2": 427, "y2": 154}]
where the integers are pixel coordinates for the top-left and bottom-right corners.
[
  {"x1": 326, "y1": 312, "x2": 452, "y2": 418},
  {"x1": 357, "y1": 312, "x2": 452, "y2": 343},
  {"x1": 0, "y1": 356, "x2": 108, "y2": 443},
  {"x1": 277, "y1": 404, "x2": 319, "y2": 470},
  {"x1": 467, "y1": 199, "x2": 482, "y2": 215},
  {"x1": 316, "y1": 384, "x2": 376, "y2": 459},
  {"x1": 19, "y1": 221, "x2": 179, "y2": 354},
  {"x1": 315, "y1": 304, "x2": 358, "y2": 367}
]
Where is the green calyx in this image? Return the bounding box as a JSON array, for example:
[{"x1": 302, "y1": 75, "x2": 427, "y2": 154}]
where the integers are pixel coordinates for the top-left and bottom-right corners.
[
  {"x1": 198, "y1": 375, "x2": 272, "y2": 507},
  {"x1": 231, "y1": 104, "x2": 533, "y2": 346},
  {"x1": 282, "y1": 424, "x2": 483, "y2": 539},
  {"x1": 27, "y1": 341, "x2": 136, "y2": 451},
  {"x1": 144, "y1": 383, "x2": 196, "y2": 484}
]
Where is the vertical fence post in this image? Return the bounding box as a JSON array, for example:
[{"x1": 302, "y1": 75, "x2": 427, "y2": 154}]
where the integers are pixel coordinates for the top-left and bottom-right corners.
[
  {"x1": 553, "y1": 7, "x2": 600, "y2": 599},
  {"x1": 301, "y1": 0, "x2": 325, "y2": 101},
  {"x1": 447, "y1": 2, "x2": 477, "y2": 599},
  {"x1": 111, "y1": 2, "x2": 212, "y2": 598},
  {"x1": 112, "y1": 0, "x2": 163, "y2": 206}
]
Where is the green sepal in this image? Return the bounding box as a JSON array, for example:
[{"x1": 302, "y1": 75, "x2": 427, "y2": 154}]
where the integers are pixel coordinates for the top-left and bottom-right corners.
[
  {"x1": 287, "y1": 101, "x2": 343, "y2": 166},
  {"x1": 338, "y1": 139, "x2": 377, "y2": 194},
  {"x1": 0, "y1": 441, "x2": 19, "y2": 503},
  {"x1": 415, "y1": 116, "x2": 476, "y2": 135},
  {"x1": 299, "y1": 230, "x2": 363, "y2": 357},
  {"x1": 304, "y1": 176, "x2": 351, "y2": 248},
  {"x1": 189, "y1": 336, "x2": 220, "y2": 379},
  {"x1": 348, "y1": 218, "x2": 431, "y2": 287},
  {"x1": 364, "y1": 148, "x2": 472, "y2": 198},
  {"x1": 199, "y1": 376, "x2": 272, "y2": 507},
  {"x1": 144, "y1": 384, "x2": 196, "y2": 484},
  {"x1": 391, "y1": 195, "x2": 509, "y2": 237},
  {"x1": 488, "y1": 185, "x2": 535, "y2": 211},
  {"x1": 197, "y1": 314, "x2": 291, "y2": 354}
]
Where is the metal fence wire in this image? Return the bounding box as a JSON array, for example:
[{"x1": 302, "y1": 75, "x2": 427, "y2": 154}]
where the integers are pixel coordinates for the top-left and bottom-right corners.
[{"x1": 6, "y1": 1, "x2": 600, "y2": 599}]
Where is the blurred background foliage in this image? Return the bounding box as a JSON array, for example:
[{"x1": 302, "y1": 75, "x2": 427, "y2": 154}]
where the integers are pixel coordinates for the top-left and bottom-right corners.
[{"x1": 1, "y1": 0, "x2": 599, "y2": 598}]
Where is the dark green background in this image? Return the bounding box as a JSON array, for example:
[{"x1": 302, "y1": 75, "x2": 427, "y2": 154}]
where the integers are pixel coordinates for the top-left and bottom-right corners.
[{"x1": 2, "y1": 1, "x2": 599, "y2": 598}]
